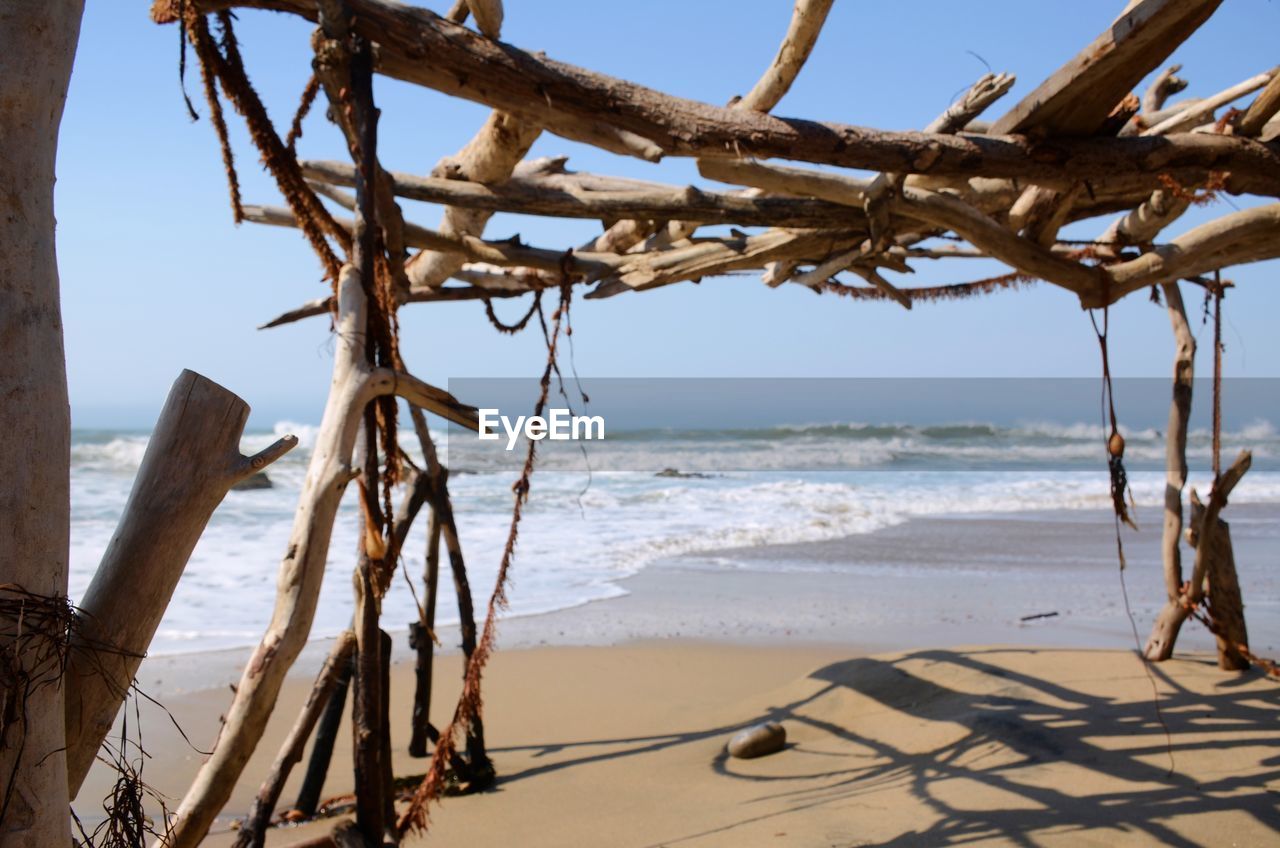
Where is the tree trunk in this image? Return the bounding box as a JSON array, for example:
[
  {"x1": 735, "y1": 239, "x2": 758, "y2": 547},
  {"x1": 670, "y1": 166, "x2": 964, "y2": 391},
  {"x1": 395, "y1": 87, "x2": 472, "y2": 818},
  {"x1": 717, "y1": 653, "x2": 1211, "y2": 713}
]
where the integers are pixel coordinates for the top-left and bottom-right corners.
[
  {"x1": 0, "y1": 1, "x2": 83, "y2": 844},
  {"x1": 1144, "y1": 282, "x2": 1196, "y2": 661},
  {"x1": 66, "y1": 370, "x2": 295, "y2": 794}
]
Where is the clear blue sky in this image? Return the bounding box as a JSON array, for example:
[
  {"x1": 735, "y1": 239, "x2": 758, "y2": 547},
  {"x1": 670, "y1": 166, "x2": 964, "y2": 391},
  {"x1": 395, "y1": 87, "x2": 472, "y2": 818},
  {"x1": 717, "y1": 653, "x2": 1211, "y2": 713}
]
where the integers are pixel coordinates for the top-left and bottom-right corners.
[{"x1": 56, "y1": 1, "x2": 1280, "y2": 428}]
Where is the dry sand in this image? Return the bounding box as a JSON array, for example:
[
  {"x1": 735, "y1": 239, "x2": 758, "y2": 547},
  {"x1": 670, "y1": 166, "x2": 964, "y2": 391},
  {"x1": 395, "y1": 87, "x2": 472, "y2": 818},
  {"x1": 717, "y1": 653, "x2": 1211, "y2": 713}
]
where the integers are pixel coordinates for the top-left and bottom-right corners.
[{"x1": 77, "y1": 641, "x2": 1280, "y2": 847}]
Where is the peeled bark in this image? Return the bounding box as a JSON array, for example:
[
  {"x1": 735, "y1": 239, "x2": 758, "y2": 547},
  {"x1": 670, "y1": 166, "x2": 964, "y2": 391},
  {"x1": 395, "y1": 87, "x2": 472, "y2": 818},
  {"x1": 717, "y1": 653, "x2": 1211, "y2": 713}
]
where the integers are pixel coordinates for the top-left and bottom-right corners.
[
  {"x1": 0, "y1": 2, "x2": 83, "y2": 845},
  {"x1": 66, "y1": 371, "x2": 297, "y2": 793}
]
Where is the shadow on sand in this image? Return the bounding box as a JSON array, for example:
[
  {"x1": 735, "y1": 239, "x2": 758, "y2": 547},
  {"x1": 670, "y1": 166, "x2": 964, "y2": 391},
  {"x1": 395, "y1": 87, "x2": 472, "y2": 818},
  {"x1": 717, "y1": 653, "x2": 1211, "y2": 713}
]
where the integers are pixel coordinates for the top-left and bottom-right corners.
[{"x1": 489, "y1": 648, "x2": 1280, "y2": 846}]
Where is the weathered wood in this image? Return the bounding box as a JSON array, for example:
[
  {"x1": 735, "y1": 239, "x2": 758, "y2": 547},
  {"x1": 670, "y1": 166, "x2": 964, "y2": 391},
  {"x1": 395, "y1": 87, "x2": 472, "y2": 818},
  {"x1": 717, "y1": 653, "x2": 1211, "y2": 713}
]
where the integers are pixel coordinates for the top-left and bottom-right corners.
[
  {"x1": 989, "y1": 0, "x2": 1222, "y2": 136},
  {"x1": 1142, "y1": 65, "x2": 1188, "y2": 117},
  {"x1": 463, "y1": 0, "x2": 501, "y2": 38},
  {"x1": 736, "y1": 0, "x2": 833, "y2": 112},
  {"x1": 0, "y1": 4, "x2": 83, "y2": 845},
  {"x1": 1106, "y1": 204, "x2": 1280, "y2": 300},
  {"x1": 1237, "y1": 72, "x2": 1280, "y2": 138},
  {"x1": 243, "y1": 203, "x2": 620, "y2": 283},
  {"x1": 407, "y1": 407, "x2": 489, "y2": 771},
  {"x1": 65, "y1": 371, "x2": 296, "y2": 793},
  {"x1": 351, "y1": 554, "x2": 384, "y2": 845},
  {"x1": 1143, "y1": 283, "x2": 1196, "y2": 662},
  {"x1": 849, "y1": 267, "x2": 912, "y2": 310},
  {"x1": 699, "y1": 157, "x2": 1280, "y2": 305},
  {"x1": 1196, "y1": 497, "x2": 1249, "y2": 671},
  {"x1": 301, "y1": 158, "x2": 883, "y2": 228},
  {"x1": 153, "y1": 0, "x2": 1280, "y2": 193},
  {"x1": 293, "y1": 654, "x2": 352, "y2": 817},
  {"x1": 1142, "y1": 68, "x2": 1276, "y2": 136},
  {"x1": 407, "y1": 110, "x2": 540, "y2": 289},
  {"x1": 1097, "y1": 189, "x2": 1190, "y2": 259},
  {"x1": 409, "y1": 475, "x2": 443, "y2": 758},
  {"x1": 1186, "y1": 451, "x2": 1251, "y2": 608},
  {"x1": 234, "y1": 631, "x2": 355, "y2": 848},
  {"x1": 163, "y1": 267, "x2": 476, "y2": 848}
]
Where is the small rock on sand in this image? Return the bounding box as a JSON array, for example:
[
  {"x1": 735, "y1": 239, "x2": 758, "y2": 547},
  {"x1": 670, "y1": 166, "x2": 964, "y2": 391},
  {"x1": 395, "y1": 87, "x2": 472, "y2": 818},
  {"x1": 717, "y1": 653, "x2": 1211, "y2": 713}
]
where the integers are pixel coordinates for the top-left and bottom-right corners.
[{"x1": 727, "y1": 722, "x2": 786, "y2": 759}]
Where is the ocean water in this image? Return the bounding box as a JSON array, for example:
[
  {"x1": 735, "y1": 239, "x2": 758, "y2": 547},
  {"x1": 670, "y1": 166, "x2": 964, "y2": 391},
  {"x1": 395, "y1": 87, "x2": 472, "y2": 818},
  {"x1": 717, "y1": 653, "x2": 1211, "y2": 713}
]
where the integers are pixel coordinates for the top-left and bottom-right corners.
[{"x1": 68, "y1": 420, "x2": 1280, "y2": 655}]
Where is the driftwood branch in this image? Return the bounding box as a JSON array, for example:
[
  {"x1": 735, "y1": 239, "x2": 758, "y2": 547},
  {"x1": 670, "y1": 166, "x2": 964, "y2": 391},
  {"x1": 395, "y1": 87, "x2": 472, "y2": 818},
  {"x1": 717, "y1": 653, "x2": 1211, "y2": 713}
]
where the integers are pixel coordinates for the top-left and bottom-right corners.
[
  {"x1": 735, "y1": 0, "x2": 833, "y2": 112},
  {"x1": 242, "y1": 203, "x2": 619, "y2": 281},
  {"x1": 1142, "y1": 68, "x2": 1276, "y2": 136},
  {"x1": 154, "y1": 0, "x2": 1280, "y2": 193},
  {"x1": 234, "y1": 631, "x2": 355, "y2": 848},
  {"x1": 301, "y1": 158, "x2": 881, "y2": 228},
  {"x1": 1237, "y1": 71, "x2": 1280, "y2": 138},
  {"x1": 462, "y1": 0, "x2": 500, "y2": 38},
  {"x1": 162, "y1": 267, "x2": 418, "y2": 847},
  {"x1": 1143, "y1": 64, "x2": 1189, "y2": 116}
]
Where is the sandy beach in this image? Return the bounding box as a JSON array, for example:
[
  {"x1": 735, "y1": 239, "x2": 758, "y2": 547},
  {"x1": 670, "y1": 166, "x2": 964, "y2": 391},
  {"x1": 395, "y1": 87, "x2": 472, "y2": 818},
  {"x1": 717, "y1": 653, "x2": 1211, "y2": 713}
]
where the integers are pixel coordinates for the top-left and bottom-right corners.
[{"x1": 71, "y1": 507, "x2": 1280, "y2": 847}]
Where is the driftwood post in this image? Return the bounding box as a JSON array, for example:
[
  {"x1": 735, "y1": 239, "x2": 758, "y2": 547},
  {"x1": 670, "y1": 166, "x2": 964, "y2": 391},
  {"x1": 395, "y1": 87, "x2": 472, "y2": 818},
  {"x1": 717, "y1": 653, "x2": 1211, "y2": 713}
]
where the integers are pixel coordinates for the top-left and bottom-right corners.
[
  {"x1": 409, "y1": 490, "x2": 443, "y2": 758},
  {"x1": 65, "y1": 370, "x2": 296, "y2": 794},
  {"x1": 293, "y1": 655, "x2": 353, "y2": 817},
  {"x1": 408, "y1": 408, "x2": 490, "y2": 775},
  {"x1": 1185, "y1": 451, "x2": 1253, "y2": 669},
  {"x1": 1188, "y1": 491, "x2": 1251, "y2": 670},
  {"x1": 160, "y1": 267, "x2": 478, "y2": 847},
  {"x1": 1143, "y1": 283, "x2": 1196, "y2": 661}
]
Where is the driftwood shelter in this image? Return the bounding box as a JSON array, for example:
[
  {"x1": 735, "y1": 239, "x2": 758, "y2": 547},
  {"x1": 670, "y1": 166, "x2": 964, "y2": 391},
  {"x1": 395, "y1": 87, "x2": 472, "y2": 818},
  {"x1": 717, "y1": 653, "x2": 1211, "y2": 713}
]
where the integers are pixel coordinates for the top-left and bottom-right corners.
[{"x1": 2, "y1": 0, "x2": 1280, "y2": 845}]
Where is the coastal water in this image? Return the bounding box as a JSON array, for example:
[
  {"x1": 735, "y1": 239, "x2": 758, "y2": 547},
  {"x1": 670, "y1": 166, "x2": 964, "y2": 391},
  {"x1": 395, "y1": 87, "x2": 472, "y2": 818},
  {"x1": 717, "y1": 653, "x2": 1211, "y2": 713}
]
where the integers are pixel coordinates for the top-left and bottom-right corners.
[{"x1": 69, "y1": 420, "x2": 1280, "y2": 655}]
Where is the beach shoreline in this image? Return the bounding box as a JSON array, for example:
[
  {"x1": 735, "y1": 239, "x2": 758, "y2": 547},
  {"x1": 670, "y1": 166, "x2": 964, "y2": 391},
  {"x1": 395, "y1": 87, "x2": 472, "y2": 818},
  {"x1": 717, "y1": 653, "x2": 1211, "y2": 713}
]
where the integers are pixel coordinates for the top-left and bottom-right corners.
[
  {"x1": 72, "y1": 503, "x2": 1280, "y2": 845},
  {"x1": 129, "y1": 501, "x2": 1280, "y2": 700}
]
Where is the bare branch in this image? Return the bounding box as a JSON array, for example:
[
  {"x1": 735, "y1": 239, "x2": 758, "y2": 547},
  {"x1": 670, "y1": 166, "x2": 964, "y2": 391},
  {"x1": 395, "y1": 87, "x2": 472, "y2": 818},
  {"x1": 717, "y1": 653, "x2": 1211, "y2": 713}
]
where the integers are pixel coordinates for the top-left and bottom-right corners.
[{"x1": 736, "y1": 0, "x2": 834, "y2": 112}]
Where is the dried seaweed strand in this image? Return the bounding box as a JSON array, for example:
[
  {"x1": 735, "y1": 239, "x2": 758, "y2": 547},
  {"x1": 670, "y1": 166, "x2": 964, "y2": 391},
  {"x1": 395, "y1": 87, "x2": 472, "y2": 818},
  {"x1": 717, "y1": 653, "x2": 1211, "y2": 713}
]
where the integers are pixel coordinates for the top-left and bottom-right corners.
[
  {"x1": 398, "y1": 280, "x2": 574, "y2": 836},
  {"x1": 823, "y1": 271, "x2": 1038, "y2": 303}
]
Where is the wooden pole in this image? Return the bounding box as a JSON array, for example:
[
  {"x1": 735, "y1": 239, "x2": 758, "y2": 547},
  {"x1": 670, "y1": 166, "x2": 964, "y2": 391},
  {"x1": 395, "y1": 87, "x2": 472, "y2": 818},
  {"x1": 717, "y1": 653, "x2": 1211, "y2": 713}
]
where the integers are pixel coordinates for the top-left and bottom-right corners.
[
  {"x1": 409, "y1": 492, "x2": 443, "y2": 758},
  {"x1": 407, "y1": 408, "x2": 490, "y2": 774},
  {"x1": 234, "y1": 631, "x2": 355, "y2": 848},
  {"x1": 1143, "y1": 283, "x2": 1196, "y2": 661},
  {"x1": 293, "y1": 656, "x2": 352, "y2": 817},
  {"x1": 351, "y1": 551, "x2": 385, "y2": 845}
]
